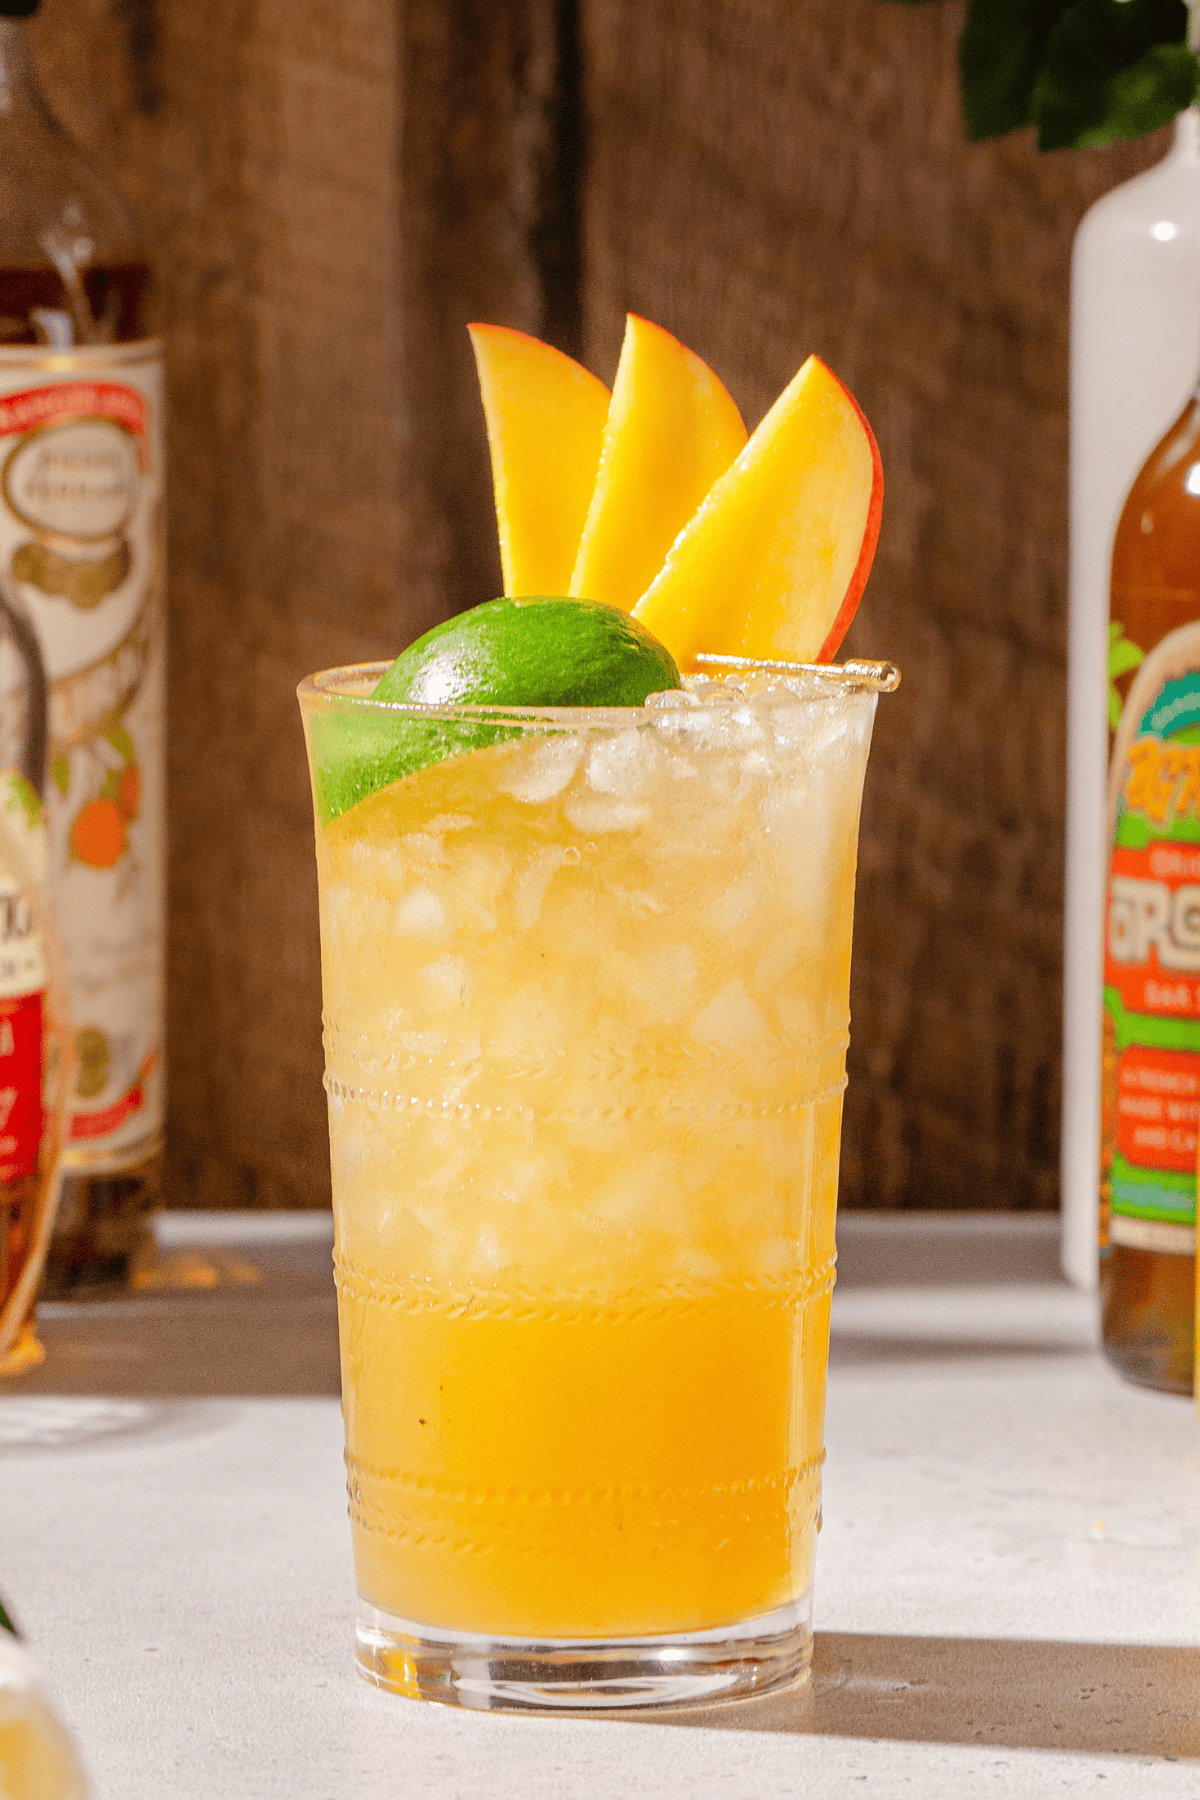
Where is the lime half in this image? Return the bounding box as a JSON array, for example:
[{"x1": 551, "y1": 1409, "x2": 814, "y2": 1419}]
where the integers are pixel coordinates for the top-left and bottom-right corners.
[{"x1": 313, "y1": 597, "x2": 680, "y2": 821}]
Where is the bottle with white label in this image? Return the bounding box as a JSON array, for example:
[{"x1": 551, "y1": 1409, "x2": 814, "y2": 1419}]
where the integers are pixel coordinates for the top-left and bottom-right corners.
[{"x1": 0, "y1": 0, "x2": 164, "y2": 1291}]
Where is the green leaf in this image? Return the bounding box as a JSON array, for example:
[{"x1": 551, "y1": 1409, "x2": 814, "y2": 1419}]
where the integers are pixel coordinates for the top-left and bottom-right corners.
[
  {"x1": 1109, "y1": 623, "x2": 1146, "y2": 728},
  {"x1": 1108, "y1": 636, "x2": 1146, "y2": 680},
  {"x1": 51, "y1": 754, "x2": 71, "y2": 797},
  {"x1": 4, "y1": 775, "x2": 42, "y2": 831},
  {"x1": 104, "y1": 720, "x2": 136, "y2": 764},
  {"x1": 959, "y1": 0, "x2": 1073, "y2": 141},
  {"x1": 1034, "y1": 2, "x2": 1198, "y2": 149},
  {"x1": 1096, "y1": 41, "x2": 1200, "y2": 143}
]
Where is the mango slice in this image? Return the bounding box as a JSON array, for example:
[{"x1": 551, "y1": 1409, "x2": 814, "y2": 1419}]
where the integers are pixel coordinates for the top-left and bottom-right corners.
[
  {"x1": 469, "y1": 325, "x2": 610, "y2": 597},
  {"x1": 570, "y1": 315, "x2": 747, "y2": 612},
  {"x1": 632, "y1": 355, "x2": 883, "y2": 669}
]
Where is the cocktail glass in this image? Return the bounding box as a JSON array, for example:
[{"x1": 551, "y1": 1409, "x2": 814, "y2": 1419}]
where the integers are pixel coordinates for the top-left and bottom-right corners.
[{"x1": 299, "y1": 654, "x2": 896, "y2": 1711}]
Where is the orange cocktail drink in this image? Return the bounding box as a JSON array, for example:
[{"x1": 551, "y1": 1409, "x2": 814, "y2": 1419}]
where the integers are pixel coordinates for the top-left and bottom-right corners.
[{"x1": 301, "y1": 657, "x2": 887, "y2": 1709}]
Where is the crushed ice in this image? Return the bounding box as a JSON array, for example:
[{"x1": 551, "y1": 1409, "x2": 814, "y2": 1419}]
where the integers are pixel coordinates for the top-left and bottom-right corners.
[{"x1": 498, "y1": 734, "x2": 583, "y2": 803}]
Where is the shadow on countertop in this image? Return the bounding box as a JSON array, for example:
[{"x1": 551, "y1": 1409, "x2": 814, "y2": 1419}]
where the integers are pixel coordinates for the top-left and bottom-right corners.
[
  {"x1": 834, "y1": 1212, "x2": 1063, "y2": 1290},
  {"x1": 7, "y1": 1228, "x2": 340, "y2": 1400},
  {"x1": 663, "y1": 1630, "x2": 1200, "y2": 1761},
  {"x1": 826, "y1": 1332, "x2": 1094, "y2": 1367}
]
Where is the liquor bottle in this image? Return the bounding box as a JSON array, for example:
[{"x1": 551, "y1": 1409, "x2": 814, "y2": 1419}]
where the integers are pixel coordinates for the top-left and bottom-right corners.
[
  {"x1": 0, "y1": 0, "x2": 164, "y2": 1292},
  {"x1": 1064, "y1": 106, "x2": 1200, "y2": 1292},
  {"x1": 0, "y1": 778, "x2": 69, "y2": 1374},
  {"x1": 1, "y1": 1597, "x2": 91, "y2": 1796},
  {"x1": 1101, "y1": 388, "x2": 1200, "y2": 1393}
]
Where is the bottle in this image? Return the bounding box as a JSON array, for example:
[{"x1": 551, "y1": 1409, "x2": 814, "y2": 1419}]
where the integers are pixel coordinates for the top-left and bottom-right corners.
[
  {"x1": 1064, "y1": 105, "x2": 1200, "y2": 1292},
  {"x1": 0, "y1": 0, "x2": 164, "y2": 1292},
  {"x1": 0, "y1": 1598, "x2": 90, "y2": 1797},
  {"x1": 0, "y1": 771, "x2": 69, "y2": 1374},
  {"x1": 1100, "y1": 389, "x2": 1200, "y2": 1393},
  {"x1": 0, "y1": 592, "x2": 52, "y2": 1369}
]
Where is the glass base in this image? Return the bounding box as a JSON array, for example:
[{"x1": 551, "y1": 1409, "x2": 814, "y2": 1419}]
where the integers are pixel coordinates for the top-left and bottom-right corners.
[
  {"x1": 1100, "y1": 1242, "x2": 1195, "y2": 1396},
  {"x1": 355, "y1": 1595, "x2": 812, "y2": 1712}
]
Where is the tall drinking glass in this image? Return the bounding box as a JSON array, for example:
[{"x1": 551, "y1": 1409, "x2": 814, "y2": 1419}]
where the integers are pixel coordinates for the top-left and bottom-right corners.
[{"x1": 299, "y1": 656, "x2": 895, "y2": 1711}]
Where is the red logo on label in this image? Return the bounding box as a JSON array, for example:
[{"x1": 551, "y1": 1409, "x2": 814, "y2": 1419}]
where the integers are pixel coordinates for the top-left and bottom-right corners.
[
  {"x1": 68, "y1": 1047, "x2": 156, "y2": 1144},
  {"x1": 0, "y1": 990, "x2": 43, "y2": 1183},
  {"x1": 0, "y1": 381, "x2": 146, "y2": 447}
]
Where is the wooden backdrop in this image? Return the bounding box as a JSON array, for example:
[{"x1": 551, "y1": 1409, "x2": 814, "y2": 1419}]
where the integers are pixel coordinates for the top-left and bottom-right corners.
[{"x1": 30, "y1": 0, "x2": 1166, "y2": 1211}]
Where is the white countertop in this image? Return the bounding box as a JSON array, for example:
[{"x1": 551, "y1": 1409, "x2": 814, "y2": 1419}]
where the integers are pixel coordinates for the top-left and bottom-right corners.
[{"x1": 3, "y1": 1211, "x2": 1199, "y2": 1798}]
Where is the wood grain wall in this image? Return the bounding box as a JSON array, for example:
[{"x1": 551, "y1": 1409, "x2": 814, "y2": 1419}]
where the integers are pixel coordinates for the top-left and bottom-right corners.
[{"x1": 30, "y1": 0, "x2": 1166, "y2": 1210}]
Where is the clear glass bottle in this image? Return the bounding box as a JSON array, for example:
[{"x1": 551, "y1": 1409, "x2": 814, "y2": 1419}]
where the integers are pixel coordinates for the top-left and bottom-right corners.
[
  {"x1": 0, "y1": 0, "x2": 165, "y2": 1294},
  {"x1": 0, "y1": 1602, "x2": 90, "y2": 1798},
  {"x1": 1100, "y1": 388, "x2": 1200, "y2": 1393}
]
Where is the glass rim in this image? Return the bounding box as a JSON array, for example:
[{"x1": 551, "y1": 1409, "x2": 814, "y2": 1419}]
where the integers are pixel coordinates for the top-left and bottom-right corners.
[{"x1": 297, "y1": 655, "x2": 900, "y2": 723}]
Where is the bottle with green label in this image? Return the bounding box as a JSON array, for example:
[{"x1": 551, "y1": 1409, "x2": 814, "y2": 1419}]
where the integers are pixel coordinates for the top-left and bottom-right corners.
[{"x1": 1101, "y1": 385, "x2": 1200, "y2": 1393}]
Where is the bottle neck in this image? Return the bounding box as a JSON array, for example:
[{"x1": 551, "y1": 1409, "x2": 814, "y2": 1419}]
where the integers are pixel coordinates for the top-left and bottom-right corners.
[{"x1": 1173, "y1": 108, "x2": 1200, "y2": 160}]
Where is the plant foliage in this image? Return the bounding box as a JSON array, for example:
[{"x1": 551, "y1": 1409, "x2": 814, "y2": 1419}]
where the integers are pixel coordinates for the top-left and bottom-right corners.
[{"x1": 887, "y1": 0, "x2": 1200, "y2": 147}]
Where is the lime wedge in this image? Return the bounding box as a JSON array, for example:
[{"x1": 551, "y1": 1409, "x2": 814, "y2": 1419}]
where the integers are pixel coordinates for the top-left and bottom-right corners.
[{"x1": 313, "y1": 597, "x2": 680, "y2": 821}]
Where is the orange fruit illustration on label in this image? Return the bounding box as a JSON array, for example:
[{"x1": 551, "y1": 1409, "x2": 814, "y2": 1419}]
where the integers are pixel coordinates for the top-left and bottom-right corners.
[{"x1": 70, "y1": 797, "x2": 126, "y2": 869}]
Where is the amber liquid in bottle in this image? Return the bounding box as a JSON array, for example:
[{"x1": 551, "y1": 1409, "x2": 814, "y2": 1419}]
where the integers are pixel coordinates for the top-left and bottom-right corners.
[
  {"x1": 0, "y1": 8, "x2": 163, "y2": 1296},
  {"x1": 1102, "y1": 391, "x2": 1200, "y2": 1394},
  {"x1": 0, "y1": 1171, "x2": 38, "y2": 1363}
]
